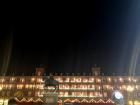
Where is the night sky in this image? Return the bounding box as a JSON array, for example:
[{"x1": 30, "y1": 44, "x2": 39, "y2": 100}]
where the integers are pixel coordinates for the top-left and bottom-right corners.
[{"x1": 0, "y1": 0, "x2": 140, "y2": 75}]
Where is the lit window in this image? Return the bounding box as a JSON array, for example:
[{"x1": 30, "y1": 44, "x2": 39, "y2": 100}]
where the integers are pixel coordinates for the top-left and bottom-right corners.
[
  {"x1": 38, "y1": 85, "x2": 44, "y2": 89},
  {"x1": 127, "y1": 85, "x2": 134, "y2": 92},
  {"x1": 89, "y1": 78, "x2": 94, "y2": 82},
  {"x1": 25, "y1": 84, "x2": 29, "y2": 89},
  {"x1": 59, "y1": 85, "x2": 63, "y2": 89},
  {"x1": 79, "y1": 85, "x2": 87, "y2": 90},
  {"x1": 104, "y1": 92, "x2": 107, "y2": 97},
  {"x1": 35, "y1": 91, "x2": 40, "y2": 97},
  {"x1": 32, "y1": 84, "x2": 35, "y2": 89},
  {"x1": 119, "y1": 77, "x2": 123, "y2": 82},
  {"x1": 17, "y1": 84, "x2": 24, "y2": 89},
  {"x1": 5, "y1": 85, "x2": 8, "y2": 89},
  {"x1": 59, "y1": 92, "x2": 64, "y2": 97},
  {"x1": 71, "y1": 85, "x2": 76, "y2": 89},
  {"x1": 20, "y1": 78, "x2": 25, "y2": 82},
  {"x1": 94, "y1": 92, "x2": 102, "y2": 97},
  {"x1": 76, "y1": 78, "x2": 81, "y2": 82},
  {"x1": 98, "y1": 86, "x2": 101, "y2": 90},
  {"x1": 0, "y1": 99, "x2": 3, "y2": 105},
  {"x1": 128, "y1": 77, "x2": 131, "y2": 82},
  {"x1": 31, "y1": 78, "x2": 35, "y2": 82},
  {"x1": 91, "y1": 85, "x2": 95, "y2": 90},
  {"x1": 29, "y1": 85, "x2": 33, "y2": 89},
  {"x1": 96, "y1": 78, "x2": 101, "y2": 83},
  {"x1": 71, "y1": 78, "x2": 75, "y2": 82},
  {"x1": 10, "y1": 77, "x2": 15, "y2": 82},
  {"x1": 87, "y1": 85, "x2": 91, "y2": 89},
  {"x1": 108, "y1": 77, "x2": 111, "y2": 82},
  {"x1": 3, "y1": 99, "x2": 8, "y2": 105},
  {"x1": 8, "y1": 84, "x2": 12, "y2": 89},
  {"x1": 57, "y1": 78, "x2": 63, "y2": 82},
  {"x1": 64, "y1": 92, "x2": 68, "y2": 97},
  {"x1": 0, "y1": 78, "x2": 5, "y2": 83},
  {"x1": 37, "y1": 78, "x2": 43, "y2": 83},
  {"x1": 135, "y1": 85, "x2": 140, "y2": 90},
  {"x1": 122, "y1": 85, "x2": 126, "y2": 90},
  {"x1": 72, "y1": 92, "x2": 75, "y2": 96},
  {"x1": 83, "y1": 78, "x2": 88, "y2": 83},
  {"x1": 95, "y1": 85, "x2": 101, "y2": 90},
  {"x1": 89, "y1": 92, "x2": 93, "y2": 97},
  {"x1": 28, "y1": 91, "x2": 32, "y2": 96},
  {"x1": 64, "y1": 85, "x2": 69, "y2": 89},
  {"x1": 133, "y1": 78, "x2": 137, "y2": 83},
  {"x1": 65, "y1": 78, "x2": 70, "y2": 82}
]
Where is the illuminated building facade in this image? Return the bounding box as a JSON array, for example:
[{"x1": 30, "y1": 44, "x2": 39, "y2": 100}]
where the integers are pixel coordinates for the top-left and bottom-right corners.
[{"x1": 0, "y1": 67, "x2": 140, "y2": 105}]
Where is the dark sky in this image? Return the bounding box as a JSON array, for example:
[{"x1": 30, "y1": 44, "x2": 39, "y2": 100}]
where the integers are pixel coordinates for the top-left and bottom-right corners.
[{"x1": 0, "y1": 0, "x2": 140, "y2": 75}]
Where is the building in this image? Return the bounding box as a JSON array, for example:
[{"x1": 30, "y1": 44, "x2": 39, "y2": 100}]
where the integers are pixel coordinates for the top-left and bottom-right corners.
[{"x1": 0, "y1": 67, "x2": 140, "y2": 105}]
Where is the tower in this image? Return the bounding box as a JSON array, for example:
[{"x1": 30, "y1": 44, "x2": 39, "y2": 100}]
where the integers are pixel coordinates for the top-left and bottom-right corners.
[
  {"x1": 91, "y1": 66, "x2": 101, "y2": 76},
  {"x1": 35, "y1": 65, "x2": 45, "y2": 76}
]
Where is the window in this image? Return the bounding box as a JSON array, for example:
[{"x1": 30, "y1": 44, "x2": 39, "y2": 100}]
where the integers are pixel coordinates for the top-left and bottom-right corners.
[
  {"x1": 83, "y1": 78, "x2": 88, "y2": 83},
  {"x1": 96, "y1": 78, "x2": 101, "y2": 83},
  {"x1": 20, "y1": 78, "x2": 25, "y2": 82},
  {"x1": 10, "y1": 77, "x2": 15, "y2": 82},
  {"x1": 76, "y1": 78, "x2": 81, "y2": 82},
  {"x1": 89, "y1": 78, "x2": 94, "y2": 82},
  {"x1": 71, "y1": 78, "x2": 75, "y2": 82},
  {"x1": 64, "y1": 78, "x2": 70, "y2": 82},
  {"x1": 31, "y1": 78, "x2": 35, "y2": 82},
  {"x1": 17, "y1": 84, "x2": 24, "y2": 89}
]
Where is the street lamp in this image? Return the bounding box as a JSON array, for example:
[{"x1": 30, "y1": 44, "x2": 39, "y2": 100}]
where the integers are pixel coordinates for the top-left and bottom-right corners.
[
  {"x1": 114, "y1": 91, "x2": 123, "y2": 100},
  {"x1": 112, "y1": 90, "x2": 124, "y2": 105}
]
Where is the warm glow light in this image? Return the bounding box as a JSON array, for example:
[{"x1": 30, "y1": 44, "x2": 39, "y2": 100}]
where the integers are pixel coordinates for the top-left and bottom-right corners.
[
  {"x1": 136, "y1": 85, "x2": 138, "y2": 89},
  {"x1": 0, "y1": 87, "x2": 2, "y2": 91},
  {"x1": 134, "y1": 101, "x2": 140, "y2": 105},
  {"x1": 127, "y1": 86, "x2": 134, "y2": 92},
  {"x1": 31, "y1": 78, "x2": 35, "y2": 82},
  {"x1": 76, "y1": 78, "x2": 81, "y2": 82},
  {"x1": 71, "y1": 78, "x2": 75, "y2": 82},
  {"x1": 97, "y1": 79, "x2": 101, "y2": 83},
  {"x1": 0, "y1": 76, "x2": 139, "y2": 102},
  {"x1": 11, "y1": 77, "x2": 15, "y2": 82},
  {"x1": 108, "y1": 78, "x2": 111, "y2": 82},
  {"x1": 129, "y1": 101, "x2": 140, "y2": 105},
  {"x1": 133, "y1": 79, "x2": 137, "y2": 82},
  {"x1": 0, "y1": 99, "x2": 3, "y2": 105},
  {"x1": 128, "y1": 77, "x2": 131, "y2": 81},
  {"x1": 65, "y1": 78, "x2": 70, "y2": 82},
  {"x1": 119, "y1": 78, "x2": 123, "y2": 82},
  {"x1": 3, "y1": 99, "x2": 8, "y2": 105},
  {"x1": 0, "y1": 79, "x2": 5, "y2": 83},
  {"x1": 83, "y1": 78, "x2": 88, "y2": 83},
  {"x1": 119, "y1": 86, "x2": 122, "y2": 90},
  {"x1": 0, "y1": 99, "x2": 8, "y2": 105},
  {"x1": 89, "y1": 78, "x2": 94, "y2": 82},
  {"x1": 122, "y1": 85, "x2": 126, "y2": 90}
]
